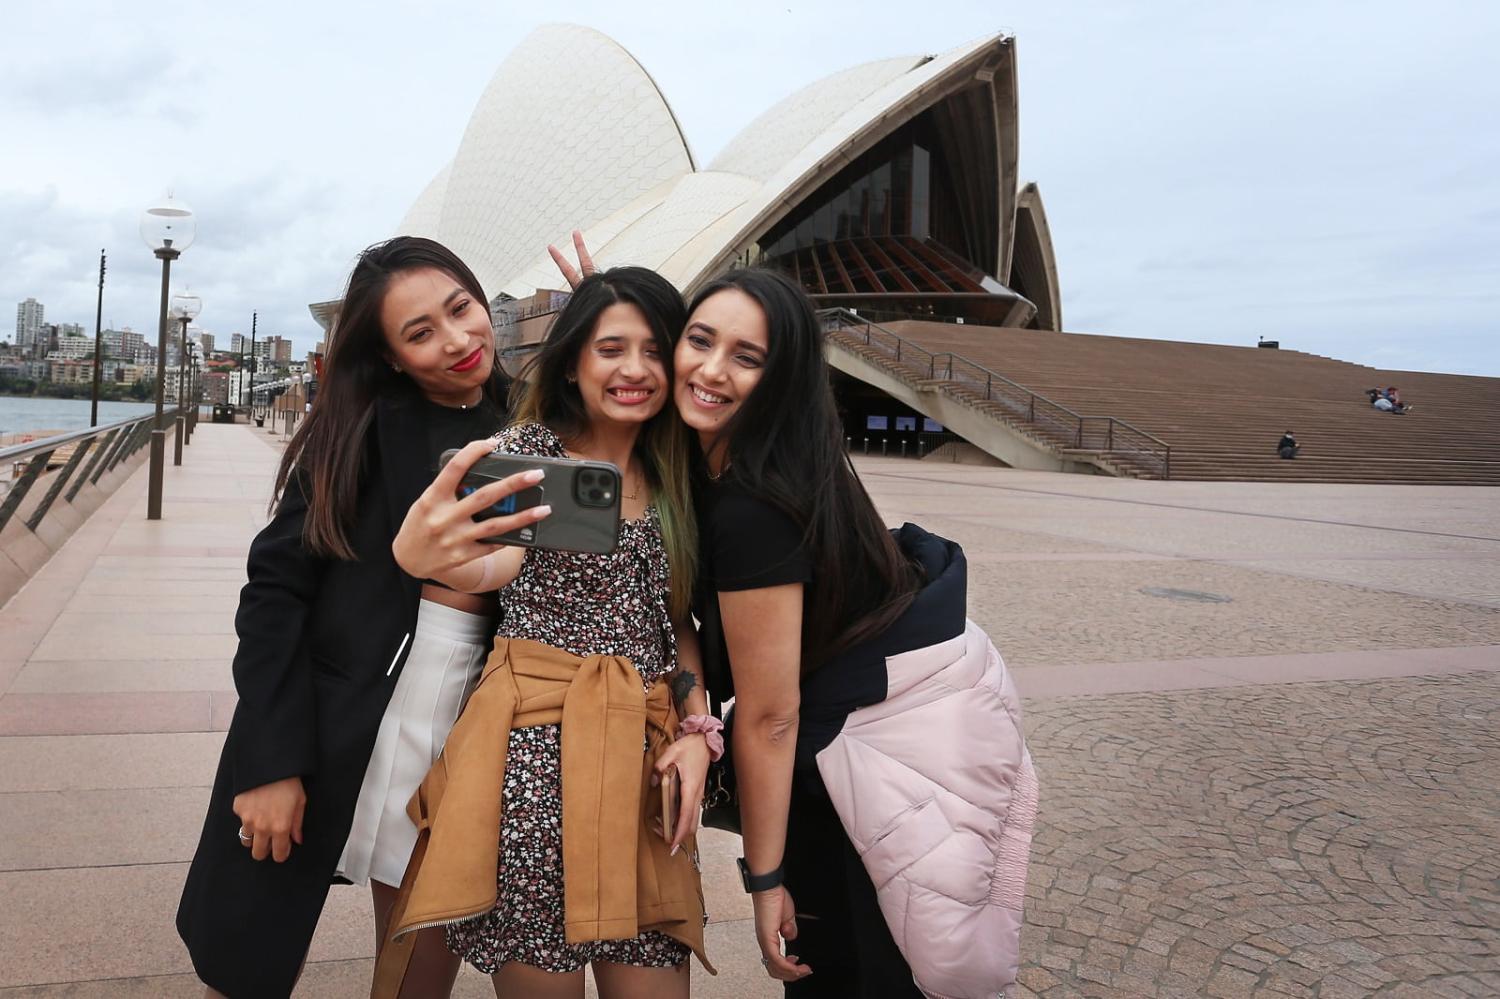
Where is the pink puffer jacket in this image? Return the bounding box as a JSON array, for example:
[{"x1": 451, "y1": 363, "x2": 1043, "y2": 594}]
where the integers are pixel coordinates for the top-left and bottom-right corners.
[{"x1": 812, "y1": 588, "x2": 1036, "y2": 997}]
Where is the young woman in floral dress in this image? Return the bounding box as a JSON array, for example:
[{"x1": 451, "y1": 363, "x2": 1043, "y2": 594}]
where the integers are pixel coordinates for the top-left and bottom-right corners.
[{"x1": 391, "y1": 266, "x2": 715, "y2": 999}]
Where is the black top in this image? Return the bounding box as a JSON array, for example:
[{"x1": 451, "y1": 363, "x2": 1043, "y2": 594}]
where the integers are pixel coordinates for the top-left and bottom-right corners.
[
  {"x1": 422, "y1": 394, "x2": 503, "y2": 473},
  {"x1": 693, "y1": 478, "x2": 812, "y2": 704}
]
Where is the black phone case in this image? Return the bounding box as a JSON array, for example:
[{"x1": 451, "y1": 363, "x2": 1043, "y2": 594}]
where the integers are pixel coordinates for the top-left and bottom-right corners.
[{"x1": 439, "y1": 448, "x2": 622, "y2": 555}]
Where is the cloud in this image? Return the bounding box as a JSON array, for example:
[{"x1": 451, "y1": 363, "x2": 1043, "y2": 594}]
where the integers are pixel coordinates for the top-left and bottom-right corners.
[{"x1": 1, "y1": 0, "x2": 1496, "y2": 377}]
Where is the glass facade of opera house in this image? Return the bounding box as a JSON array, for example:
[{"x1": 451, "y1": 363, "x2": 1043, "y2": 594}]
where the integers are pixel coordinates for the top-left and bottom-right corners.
[{"x1": 748, "y1": 85, "x2": 1034, "y2": 329}]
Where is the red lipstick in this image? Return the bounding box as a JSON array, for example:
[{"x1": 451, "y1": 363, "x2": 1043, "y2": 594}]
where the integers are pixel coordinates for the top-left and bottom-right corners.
[{"x1": 449, "y1": 347, "x2": 484, "y2": 373}]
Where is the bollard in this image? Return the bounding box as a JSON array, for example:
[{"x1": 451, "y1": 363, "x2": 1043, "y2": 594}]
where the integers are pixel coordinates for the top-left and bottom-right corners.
[
  {"x1": 918, "y1": 441, "x2": 926, "y2": 458},
  {"x1": 900, "y1": 440, "x2": 907, "y2": 458},
  {"x1": 173, "y1": 415, "x2": 185, "y2": 466},
  {"x1": 862, "y1": 437, "x2": 869, "y2": 454},
  {"x1": 881, "y1": 437, "x2": 888, "y2": 456}
]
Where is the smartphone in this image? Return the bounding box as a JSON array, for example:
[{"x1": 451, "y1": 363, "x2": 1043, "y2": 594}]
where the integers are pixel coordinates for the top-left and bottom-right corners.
[
  {"x1": 439, "y1": 448, "x2": 622, "y2": 555},
  {"x1": 660, "y1": 765, "x2": 680, "y2": 842}
]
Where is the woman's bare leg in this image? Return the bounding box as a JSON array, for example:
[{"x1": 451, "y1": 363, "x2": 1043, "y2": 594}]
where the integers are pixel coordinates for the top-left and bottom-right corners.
[
  {"x1": 372, "y1": 880, "x2": 461, "y2": 999},
  {"x1": 592, "y1": 960, "x2": 690, "y2": 999},
  {"x1": 490, "y1": 962, "x2": 586, "y2": 998}
]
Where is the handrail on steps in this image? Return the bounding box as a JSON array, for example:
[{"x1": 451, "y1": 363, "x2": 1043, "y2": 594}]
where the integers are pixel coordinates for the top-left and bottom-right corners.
[{"x1": 817, "y1": 308, "x2": 1171, "y2": 479}]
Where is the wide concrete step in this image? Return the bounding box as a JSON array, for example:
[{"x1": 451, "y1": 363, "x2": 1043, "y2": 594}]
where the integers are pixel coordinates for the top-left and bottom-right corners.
[{"x1": 845, "y1": 319, "x2": 1500, "y2": 485}]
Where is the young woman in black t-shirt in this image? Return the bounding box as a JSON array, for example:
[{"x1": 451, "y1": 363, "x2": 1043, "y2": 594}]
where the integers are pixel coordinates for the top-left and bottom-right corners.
[
  {"x1": 550, "y1": 238, "x2": 926, "y2": 994},
  {"x1": 674, "y1": 270, "x2": 925, "y2": 996}
]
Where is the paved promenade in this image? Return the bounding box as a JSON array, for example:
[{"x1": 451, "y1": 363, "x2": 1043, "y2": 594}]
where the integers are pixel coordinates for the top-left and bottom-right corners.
[{"x1": 0, "y1": 427, "x2": 1496, "y2": 996}]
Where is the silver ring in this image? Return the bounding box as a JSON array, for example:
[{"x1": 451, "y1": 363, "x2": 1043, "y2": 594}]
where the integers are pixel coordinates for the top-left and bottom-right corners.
[
  {"x1": 760, "y1": 956, "x2": 771, "y2": 968},
  {"x1": 237, "y1": 826, "x2": 253, "y2": 844}
]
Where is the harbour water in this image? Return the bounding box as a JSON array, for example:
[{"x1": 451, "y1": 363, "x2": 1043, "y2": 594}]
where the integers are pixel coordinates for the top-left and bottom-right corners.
[{"x1": 0, "y1": 396, "x2": 158, "y2": 443}]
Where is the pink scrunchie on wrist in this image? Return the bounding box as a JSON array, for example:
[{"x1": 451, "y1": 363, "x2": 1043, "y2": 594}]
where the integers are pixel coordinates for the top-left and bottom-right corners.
[{"x1": 679, "y1": 714, "x2": 726, "y2": 762}]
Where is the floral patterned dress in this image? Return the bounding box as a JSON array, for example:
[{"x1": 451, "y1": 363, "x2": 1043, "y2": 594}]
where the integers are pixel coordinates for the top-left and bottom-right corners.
[{"x1": 446, "y1": 421, "x2": 691, "y2": 974}]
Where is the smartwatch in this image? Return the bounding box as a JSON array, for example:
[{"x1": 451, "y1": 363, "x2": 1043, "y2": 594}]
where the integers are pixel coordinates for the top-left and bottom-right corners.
[{"x1": 737, "y1": 857, "x2": 784, "y2": 893}]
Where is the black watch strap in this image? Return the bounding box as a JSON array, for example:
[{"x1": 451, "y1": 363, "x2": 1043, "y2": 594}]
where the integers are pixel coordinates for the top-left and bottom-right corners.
[{"x1": 737, "y1": 856, "x2": 784, "y2": 893}]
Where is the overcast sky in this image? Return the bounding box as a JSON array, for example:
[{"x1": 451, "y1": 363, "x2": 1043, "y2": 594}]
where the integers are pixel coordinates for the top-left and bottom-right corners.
[{"x1": 3, "y1": 1, "x2": 1495, "y2": 375}]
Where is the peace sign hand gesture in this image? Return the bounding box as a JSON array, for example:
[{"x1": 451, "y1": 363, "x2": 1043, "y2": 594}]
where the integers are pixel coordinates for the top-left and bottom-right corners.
[{"x1": 547, "y1": 230, "x2": 597, "y2": 291}]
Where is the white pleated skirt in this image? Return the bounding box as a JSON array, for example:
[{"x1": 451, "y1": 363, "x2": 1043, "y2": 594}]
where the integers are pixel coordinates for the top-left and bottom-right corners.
[{"x1": 336, "y1": 599, "x2": 491, "y2": 888}]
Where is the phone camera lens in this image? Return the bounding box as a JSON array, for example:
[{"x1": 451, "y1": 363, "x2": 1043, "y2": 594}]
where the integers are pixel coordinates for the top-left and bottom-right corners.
[{"x1": 588, "y1": 488, "x2": 603, "y2": 502}]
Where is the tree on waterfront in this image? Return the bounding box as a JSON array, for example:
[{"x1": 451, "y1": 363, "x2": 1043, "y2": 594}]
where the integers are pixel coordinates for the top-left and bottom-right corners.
[{"x1": 0, "y1": 372, "x2": 153, "y2": 402}]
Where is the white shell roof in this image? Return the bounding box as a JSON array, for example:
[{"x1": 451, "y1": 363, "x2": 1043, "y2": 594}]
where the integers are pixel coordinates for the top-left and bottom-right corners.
[
  {"x1": 401, "y1": 24, "x2": 694, "y2": 299},
  {"x1": 683, "y1": 33, "x2": 1006, "y2": 289},
  {"x1": 397, "y1": 27, "x2": 1012, "y2": 300},
  {"x1": 502, "y1": 171, "x2": 760, "y2": 297},
  {"x1": 396, "y1": 163, "x2": 451, "y2": 237},
  {"x1": 708, "y1": 56, "x2": 923, "y2": 182}
]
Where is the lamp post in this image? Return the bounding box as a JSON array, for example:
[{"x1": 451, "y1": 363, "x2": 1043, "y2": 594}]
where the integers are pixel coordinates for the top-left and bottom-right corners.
[
  {"x1": 188, "y1": 342, "x2": 201, "y2": 436},
  {"x1": 170, "y1": 291, "x2": 202, "y2": 465},
  {"x1": 89, "y1": 249, "x2": 106, "y2": 426},
  {"x1": 248, "y1": 311, "x2": 257, "y2": 414},
  {"x1": 141, "y1": 195, "x2": 195, "y2": 521}
]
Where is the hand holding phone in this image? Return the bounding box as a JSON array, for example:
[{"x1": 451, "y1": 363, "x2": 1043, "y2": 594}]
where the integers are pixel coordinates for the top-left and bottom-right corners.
[
  {"x1": 659, "y1": 765, "x2": 681, "y2": 843},
  {"x1": 393, "y1": 439, "x2": 554, "y2": 581},
  {"x1": 440, "y1": 448, "x2": 622, "y2": 555}
]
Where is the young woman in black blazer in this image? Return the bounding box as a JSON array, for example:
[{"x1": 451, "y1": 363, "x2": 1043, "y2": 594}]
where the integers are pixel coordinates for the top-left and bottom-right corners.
[{"x1": 175, "y1": 237, "x2": 550, "y2": 999}]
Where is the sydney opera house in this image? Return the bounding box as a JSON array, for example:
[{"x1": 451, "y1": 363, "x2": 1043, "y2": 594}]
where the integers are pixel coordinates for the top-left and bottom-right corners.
[
  {"x1": 384, "y1": 24, "x2": 1060, "y2": 335},
  {"x1": 311, "y1": 25, "x2": 1497, "y2": 485}
]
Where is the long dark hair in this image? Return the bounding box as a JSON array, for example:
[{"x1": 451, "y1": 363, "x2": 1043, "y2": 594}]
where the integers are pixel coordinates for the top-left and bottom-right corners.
[
  {"x1": 274, "y1": 236, "x2": 508, "y2": 559},
  {"x1": 510, "y1": 267, "x2": 697, "y2": 619},
  {"x1": 688, "y1": 268, "x2": 922, "y2": 669}
]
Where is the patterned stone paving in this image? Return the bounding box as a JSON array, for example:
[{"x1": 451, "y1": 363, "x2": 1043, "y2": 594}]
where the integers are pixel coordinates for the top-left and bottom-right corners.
[
  {"x1": 2, "y1": 444, "x2": 1496, "y2": 996},
  {"x1": 1017, "y1": 672, "x2": 1500, "y2": 998}
]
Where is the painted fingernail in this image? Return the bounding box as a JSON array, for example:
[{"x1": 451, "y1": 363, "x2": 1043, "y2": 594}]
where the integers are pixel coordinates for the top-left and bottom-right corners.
[
  {"x1": 670, "y1": 844, "x2": 679, "y2": 856},
  {"x1": 523, "y1": 469, "x2": 545, "y2": 483},
  {"x1": 533, "y1": 505, "x2": 552, "y2": 518}
]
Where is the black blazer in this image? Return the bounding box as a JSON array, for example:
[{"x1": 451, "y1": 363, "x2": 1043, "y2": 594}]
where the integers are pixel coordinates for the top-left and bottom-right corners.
[{"x1": 176, "y1": 387, "x2": 492, "y2": 998}]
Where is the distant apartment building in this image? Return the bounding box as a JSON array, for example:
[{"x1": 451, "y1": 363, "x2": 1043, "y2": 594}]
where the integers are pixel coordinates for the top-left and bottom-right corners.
[
  {"x1": 48, "y1": 336, "x2": 95, "y2": 360},
  {"x1": 227, "y1": 367, "x2": 263, "y2": 404},
  {"x1": 50, "y1": 359, "x2": 96, "y2": 385},
  {"x1": 57, "y1": 322, "x2": 85, "y2": 339},
  {"x1": 259, "y1": 335, "x2": 293, "y2": 365},
  {"x1": 229, "y1": 333, "x2": 246, "y2": 355},
  {"x1": 101, "y1": 328, "x2": 147, "y2": 361},
  {"x1": 113, "y1": 363, "x2": 156, "y2": 385},
  {"x1": 165, "y1": 367, "x2": 213, "y2": 402},
  {"x1": 194, "y1": 331, "x2": 215, "y2": 355},
  {"x1": 15, "y1": 298, "x2": 44, "y2": 350},
  {"x1": 202, "y1": 371, "x2": 230, "y2": 405}
]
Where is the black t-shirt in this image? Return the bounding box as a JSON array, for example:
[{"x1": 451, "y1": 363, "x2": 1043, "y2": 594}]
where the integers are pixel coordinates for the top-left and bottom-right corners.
[
  {"x1": 422, "y1": 395, "x2": 503, "y2": 472},
  {"x1": 693, "y1": 478, "x2": 813, "y2": 704}
]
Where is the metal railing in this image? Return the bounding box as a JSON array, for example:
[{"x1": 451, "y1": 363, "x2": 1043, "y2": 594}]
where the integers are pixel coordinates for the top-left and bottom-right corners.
[
  {"x1": 819, "y1": 308, "x2": 1171, "y2": 478},
  {"x1": 0, "y1": 408, "x2": 179, "y2": 536}
]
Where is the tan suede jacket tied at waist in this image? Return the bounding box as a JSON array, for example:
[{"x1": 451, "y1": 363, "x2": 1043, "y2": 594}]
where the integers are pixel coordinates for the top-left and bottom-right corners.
[{"x1": 372, "y1": 636, "x2": 713, "y2": 996}]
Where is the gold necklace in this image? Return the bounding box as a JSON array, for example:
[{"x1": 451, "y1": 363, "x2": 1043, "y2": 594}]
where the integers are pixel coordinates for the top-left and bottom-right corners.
[{"x1": 622, "y1": 467, "x2": 642, "y2": 501}]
